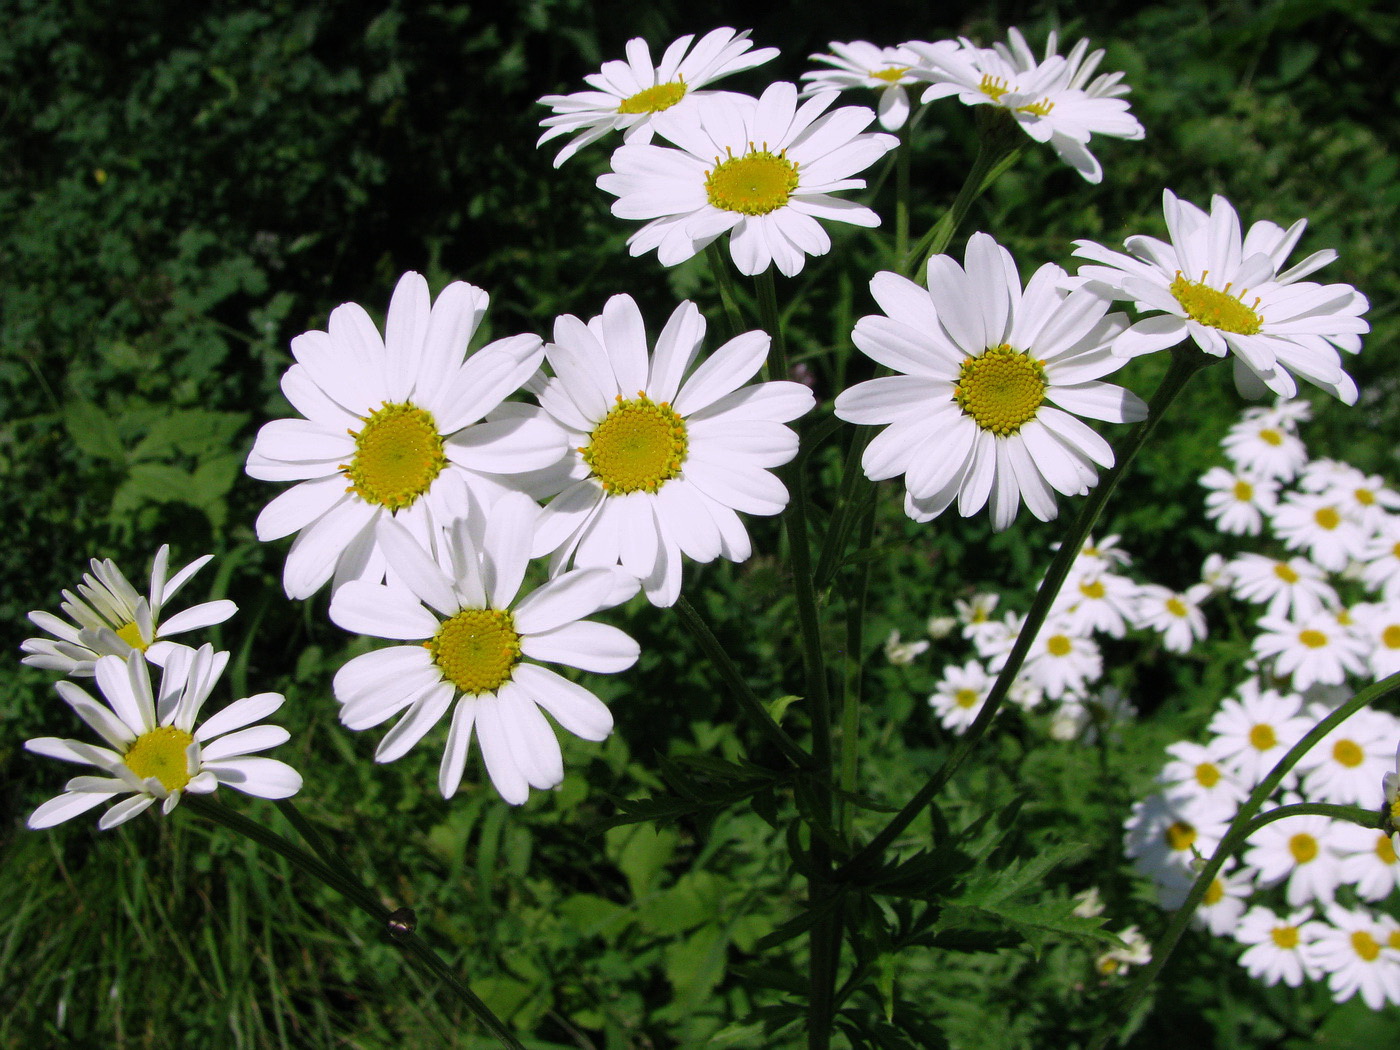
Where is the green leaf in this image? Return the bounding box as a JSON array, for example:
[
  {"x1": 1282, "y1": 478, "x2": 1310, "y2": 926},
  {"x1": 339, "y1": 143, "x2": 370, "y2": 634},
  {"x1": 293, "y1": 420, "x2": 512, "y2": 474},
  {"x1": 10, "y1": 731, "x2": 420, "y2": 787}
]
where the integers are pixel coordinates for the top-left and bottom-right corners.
[{"x1": 62, "y1": 399, "x2": 125, "y2": 462}]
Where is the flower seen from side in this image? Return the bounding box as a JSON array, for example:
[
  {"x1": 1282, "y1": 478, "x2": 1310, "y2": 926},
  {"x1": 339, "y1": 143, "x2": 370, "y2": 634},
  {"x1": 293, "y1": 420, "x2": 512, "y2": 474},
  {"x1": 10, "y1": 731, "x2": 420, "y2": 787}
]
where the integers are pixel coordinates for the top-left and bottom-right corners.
[
  {"x1": 1074, "y1": 190, "x2": 1370, "y2": 403},
  {"x1": 246, "y1": 272, "x2": 563, "y2": 600},
  {"x1": 908, "y1": 28, "x2": 1143, "y2": 183},
  {"x1": 22, "y1": 546, "x2": 236, "y2": 677},
  {"x1": 529, "y1": 294, "x2": 813, "y2": 606},
  {"x1": 835, "y1": 233, "x2": 1146, "y2": 530},
  {"x1": 330, "y1": 496, "x2": 640, "y2": 805},
  {"x1": 25, "y1": 646, "x2": 301, "y2": 830},
  {"x1": 598, "y1": 81, "x2": 898, "y2": 276},
  {"x1": 800, "y1": 40, "x2": 924, "y2": 130},
  {"x1": 536, "y1": 28, "x2": 778, "y2": 167}
]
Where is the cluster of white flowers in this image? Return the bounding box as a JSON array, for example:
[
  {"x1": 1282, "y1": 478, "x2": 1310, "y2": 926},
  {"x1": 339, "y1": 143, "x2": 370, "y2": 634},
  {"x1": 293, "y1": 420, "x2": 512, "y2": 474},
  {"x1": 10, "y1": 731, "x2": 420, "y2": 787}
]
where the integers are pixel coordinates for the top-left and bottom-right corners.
[
  {"x1": 21, "y1": 549, "x2": 302, "y2": 829},
  {"x1": 1124, "y1": 402, "x2": 1400, "y2": 1008}
]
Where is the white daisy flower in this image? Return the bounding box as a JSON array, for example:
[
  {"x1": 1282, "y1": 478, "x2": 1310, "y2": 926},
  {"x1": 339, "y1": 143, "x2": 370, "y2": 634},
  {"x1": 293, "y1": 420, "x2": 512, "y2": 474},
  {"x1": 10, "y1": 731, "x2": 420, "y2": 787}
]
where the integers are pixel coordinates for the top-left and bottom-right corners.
[
  {"x1": 1124, "y1": 792, "x2": 1228, "y2": 885},
  {"x1": 1271, "y1": 492, "x2": 1369, "y2": 573},
  {"x1": 908, "y1": 28, "x2": 1143, "y2": 183},
  {"x1": 597, "y1": 81, "x2": 898, "y2": 276},
  {"x1": 329, "y1": 496, "x2": 639, "y2": 805},
  {"x1": 925, "y1": 614, "x2": 958, "y2": 640},
  {"x1": 1350, "y1": 601, "x2": 1400, "y2": 678},
  {"x1": 245, "y1": 272, "x2": 563, "y2": 600},
  {"x1": 1010, "y1": 618, "x2": 1102, "y2": 701},
  {"x1": 1220, "y1": 412, "x2": 1309, "y2": 481},
  {"x1": 1243, "y1": 813, "x2": 1345, "y2": 907},
  {"x1": 21, "y1": 545, "x2": 236, "y2": 677},
  {"x1": 834, "y1": 233, "x2": 1146, "y2": 530},
  {"x1": 1062, "y1": 532, "x2": 1134, "y2": 574},
  {"x1": 1253, "y1": 611, "x2": 1370, "y2": 691},
  {"x1": 529, "y1": 294, "x2": 813, "y2": 607},
  {"x1": 1095, "y1": 925, "x2": 1152, "y2": 977},
  {"x1": 536, "y1": 28, "x2": 779, "y2": 167},
  {"x1": 1159, "y1": 739, "x2": 1248, "y2": 822},
  {"x1": 800, "y1": 40, "x2": 927, "y2": 130},
  {"x1": 1227, "y1": 552, "x2": 1337, "y2": 622},
  {"x1": 1074, "y1": 190, "x2": 1370, "y2": 402},
  {"x1": 25, "y1": 647, "x2": 301, "y2": 830},
  {"x1": 1360, "y1": 517, "x2": 1400, "y2": 601},
  {"x1": 1206, "y1": 677, "x2": 1311, "y2": 787},
  {"x1": 955, "y1": 592, "x2": 1002, "y2": 645},
  {"x1": 1199, "y1": 465, "x2": 1279, "y2": 535},
  {"x1": 884, "y1": 628, "x2": 929, "y2": 666},
  {"x1": 1308, "y1": 905, "x2": 1400, "y2": 1008},
  {"x1": 1052, "y1": 569, "x2": 1140, "y2": 638},
  {"x1": 1201, "y1": 552, "x2": 1231, "y2": 593},
  {"x1": 1296, "y1": 704, "x2": 1399, "y2": 807},
  {"x1": 1233, "y1": 906, "x2": 1322, "y2": 987},
  {"x1": 1333, "y1": 824, "x2": 1400, "y2": 902},
  {"x1": 1299, "y1": 460, "x2": 1400, "y2": 532},
  {"x1": 928, "y1": 658, "x2": 995, "y2": 734},
  {"x1": 1183, "y1": 863, "x2": 1255, "y2": 936},
  {"x1": 1135, "y1": 583, "x2": 1211, "y2": 654}
]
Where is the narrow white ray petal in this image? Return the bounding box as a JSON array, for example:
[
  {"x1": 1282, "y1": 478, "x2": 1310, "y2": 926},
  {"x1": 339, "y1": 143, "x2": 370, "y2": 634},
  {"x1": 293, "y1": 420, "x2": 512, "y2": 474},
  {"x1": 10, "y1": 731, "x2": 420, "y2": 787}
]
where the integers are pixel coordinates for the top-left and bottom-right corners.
[
  {"x1": 98, "y1": 794, "x2": 157, "y2": 830},
  {"x1": 375, "y1": 682, "x2": 456, "y2": 763},
  {"x1": 374, "y1": 517, "x2": 458, "y2": 616},
  {"x1": 195, "y1": 693, "x2": 286, "y2": 742},
  {"x1": 514, "y1": 568, "x2": 622, "y2": 634},
  {"x1": 205, "y1": 757, "x2": 303, "y2": 799},
  {"x1": 475, "y1": 694, "x2": 530, "y2": 804},
  {"x1": 438, "y1": 698, "x2": 477, "y2": 798},
  {"x1": 521, "y1": 621, "x2": 639, "y2": 673}
]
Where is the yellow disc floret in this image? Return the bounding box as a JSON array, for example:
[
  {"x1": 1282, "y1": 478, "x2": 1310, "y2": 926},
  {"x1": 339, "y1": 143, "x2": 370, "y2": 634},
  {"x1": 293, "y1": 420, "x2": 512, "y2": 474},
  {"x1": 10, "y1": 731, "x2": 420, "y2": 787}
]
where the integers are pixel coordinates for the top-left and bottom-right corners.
[
  {"x1": 954, "y1": 688, "x2": 981, "y2": 709},
  {"x1": 870, "y1": 66, "x2": 910, "y2": 83},
  {"x1": 705, "y1": 146, "x2": 800, "y2": 215},
  {"x1": 1166, "y1": 821, "x2": 1196, "y2": 852},
  {"x1": 343, "y1": 402, "x2": 447, "y2": 511},
  {"x1": 618, "y1": 79, "x2": 687, "y2": 115},
  {"x1": 428, "y1": 608, "x2": 521, "y2": 695},
  {"x1": 1195, "y1": 762, "x2": 1221, "y2": 788},
  {"x1": 1351, "y1": 930, "x2": 1381, "y2": 961},
  {"x1": 979, "y1": 75, "x2": 1011, "y2": 101},
  {"x1": 1332, "y1": 739, "x2": 1364, "y2": 767},
  {"x1": 1249, "y1": 723, "x2": 1277, "y2": 751},
  {"x1": 583, "y1": 394, "x2": 688, "y2": 495},
  {"x1": 1169, "y1": 271, "x2": 1263, "y2": 334},
  {"x1": 953, "y1": 344, "x2": 1048, "y2": 436},
  {"x1": 116, "y1": 621, "x2": 150, "y2": 651},
  {"x1": 1288, "y1": 833, "x2": 1318, "y2": 864},
  {"x1": 124, "y1": 726, "x2": 195, "y2": 792},
  {"x1": 1298, "y1": 629, "x2": 1328, "y2": 649},
  {"x1": 1271, "y1": 925, "x2": 1299, "y2": 949}
]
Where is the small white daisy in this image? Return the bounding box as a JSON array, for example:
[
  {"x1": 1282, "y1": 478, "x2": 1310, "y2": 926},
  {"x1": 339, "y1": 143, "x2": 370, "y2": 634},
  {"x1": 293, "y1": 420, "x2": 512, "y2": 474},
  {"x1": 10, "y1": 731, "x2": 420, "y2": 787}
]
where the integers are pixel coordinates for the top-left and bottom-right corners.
[
  {"x1": 800, "y1": 40, "x2": 926, "y2": 130},
  {"x1": 1186, "y1": 863, "x2": 1255, "y2": 937},
  {"x1": 1052, "y1": 569, "x2": 1140, "y2": 639},
  {"x1": 25, "y1": 647, "x2": 301, "y2": 830},
  {"x1": 1220, "y1": 412, "x2": 1309, "y2": 481},
  {"x1": 536, "y1": 28, "x2": 779, "y2": 167},
  {"x1": 955, "y1": 592, "x2": 1002, "y2": 646},
  {"x1": 1201, "y1": 552, "x2": 1232, "y2": 593},
  {"x1": 1124, "y1": 792, "x2": 1228, "y2": 885},
  {"x1": 1243, "y1": 813, "x2": 1344, "y2": 907},
  {"x1": 1296, "y1": 704, "x2": 1399, "y2": 807},
  {"x1": 1233, "y1": 906, "x2": 1322, "y2": 987},
  {"x1": 1012, "y1": 618, "x2": 1103, "y2": 701},
  {"x1": 884, "y1": 628, "x2": 929, "y2": 666},
  {"x1": 1199, "y1": 465, "x2": 1279, "y2": 535},
  {"x1": 1075, "y1": 190, "x2": 1370, "y2": 402},
  {"x1": 598, "y1": 81, "x2": 898, "y2": 276},
  {"x1": 529, "y1": 294, "x2": 813, "y2": 606},
  {"x1": 1271, "y1": 492, "x2": 1369, "y2": 573},
  {"x1": 1308, "y1": 905, "x2": 1400, "y2": 1009},
  {"x1": 908, "y1": 28, "x2": 1143, "y2": 183},
  {"x1": 329, "y1": 496, "x2": 640, "y2": 805},
  {"x1": 1299, "y1": 460, "x2": 1400, "y2": 533},
  {"x1": 246, "y1": 272, "x2": 563, "y2": 600},
  {"x1": 1158, "y1": 739, "x2": 1248, "y2": 821},
  {"x1": 1350, "y1": 601, "x2": 1400, "y2": 678},
  {"x1": 1360, "y1": 517, "x2": 1400, "y2": 601},
  {"x1": 928, "y1": 658, "x2": 995, "y2": 734},
  {"x1": 1095, "y1": 925, "x2": 1152, "y2": 977},
  {"x1": 1227, "y1": 552, "x2": 1337, "y2": 622},
  {"x1": 1253, "y1": 611, "x2": 1370, "y2": 691},
  {"x1": 834, "y1": 233, "x2": 1146, "y2": 530},
  {"x1": 1333, "y1": 823, "x2": 1400, "y2": 902},
  {"x1": 1135, "y1": 583, "x2": 1211, "y2": 653},
  {"x1": 21, "y1": 545, "x2": 236, "y2": 677},
  {"x1": 1206, "y1": 677, "x2": 1311, "y2": 787}
]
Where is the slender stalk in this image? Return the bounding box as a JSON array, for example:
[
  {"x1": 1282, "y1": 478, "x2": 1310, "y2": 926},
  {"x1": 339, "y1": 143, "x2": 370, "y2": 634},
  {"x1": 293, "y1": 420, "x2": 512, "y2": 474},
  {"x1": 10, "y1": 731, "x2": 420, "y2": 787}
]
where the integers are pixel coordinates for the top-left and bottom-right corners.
[
  {"x1": 894, "y1": 122, "x2": 912, "y2": 265},
  {"x1": 674, "y1": 595, "x2": 812, "y2": 771},
  {"x1": 1087, "y1": 670, "x2": 1400, "y2": 1050},
  {"x1": 837, "y1": 503, "x2": 876, "y2": 839},
  {"x1": 706, "y1": 242, "x2": 746, "y2": 342},
  {"x1": 185, "y1": 795, "x2": 526, "y2": 1050},
  {"x1": 840, "y1": 348, "x2": 1209, "y2": 878}
]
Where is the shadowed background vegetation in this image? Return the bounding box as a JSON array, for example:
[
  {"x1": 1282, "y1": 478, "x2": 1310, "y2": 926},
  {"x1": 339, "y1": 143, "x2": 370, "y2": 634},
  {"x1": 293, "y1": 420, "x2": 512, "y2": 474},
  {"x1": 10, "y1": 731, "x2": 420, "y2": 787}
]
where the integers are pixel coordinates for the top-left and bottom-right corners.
[{"x1": 2, "y1": 0, "x2": 1398, "y2": 1046}]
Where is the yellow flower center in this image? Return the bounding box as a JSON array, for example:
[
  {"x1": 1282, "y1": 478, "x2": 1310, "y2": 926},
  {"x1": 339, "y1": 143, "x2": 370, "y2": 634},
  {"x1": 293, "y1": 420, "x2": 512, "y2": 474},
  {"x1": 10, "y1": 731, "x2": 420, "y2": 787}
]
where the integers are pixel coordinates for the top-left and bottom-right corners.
[
  {"x1": 979, "y1": 74, "x2": 1011, "y2": 101},
  {"x1": 1249, "y1": 723, "x2": 1277, "y2": 751},
  {"x1": 583, "y1": 394, "x2": 688, "y2": 495},
  {"x1": 1232, "y1": 479, "x2": 1254, "y2": 501},
  {"x1": 1382, "y1": 625, "x2": 1400, "y2": 650},
  {"x1": 1166, "y1": 821, "x2": 1196, "y2": 852},
  {"x1": 1351, "y1": 930, "x2": 1380, "y2": 962},
  {"x1": 1259, "y1": 428, "x2": 1284, "y2": 447},
  {"x1": 1273, "y1": 562, "x2": 1299, "y2": 584},
  {"x1": 1332, "y1": 739, "x2": 1365, "y2": 768},
  {"x1": 618, "y1": 79, "x2": 687, "y2": 115},
  {"x1": 124, "y1": 726, "x2": 195, "y2": 792},
  {"x1": 1298, "y1": 629, "x2": 1328, "y2": 649},
  {"x1": 1390, "y1": 929, "x2": 1400, "y2": 951},
  {"x1": 1375, "y1": 833, "x2": 1396, "y2": 865},
  {"x1": 1169, "y1": 272, "x2": 1263, "y2": 335},
  {"x1": 1016, "y1": 97, "x2": 1056, "y2": 117},
  {"x1": 953, "y1": 344, "x2": 1047, "y2": 436},
  {"x1": 343, "y1": 403, "x2": 447, "y2": 511},
  {"x1": 1356, "y1": 488, "x2": 1376, "y2": 506},
  {"x1": 116, "y1": 621, "x2": 149, "y2": 651},
  {"x1": 1195, "y1": 762, "x2": 1221, "y2": 788},
  {"x1": 1079, "y1": 579, "x2": 1106, "y2": 600},
  {"x1": 427, "y1": 609, "x2": 521, "y2": 695},
  {"x1": 1270, "y1": 926, "x2": 1300, "y2": 949},
  {"x1": 1312, "y1": 506, "x2": 1340, "y2": 530},
  {"x1": 1202, "y1": 878, "x2": 1224, "y2": 906},
  {"x1": 1288, "y1": 833, "x2": 1318, "y2": 864},
  {"x1": 705, "y1": 146, "x2": 800, "y2": 215},
  {"x1": 870, "y1": 66, "x2": 910, "y2": 83},
  {"x1": 1046, "y1": 634, "x2": 1072, "y2": 657},
  {"x1": 1166, "y1": 597, "x2": 1188, "y2": 618},
  {"x1": 954, "y1": 688, "x2": 981, "y2": 709}
]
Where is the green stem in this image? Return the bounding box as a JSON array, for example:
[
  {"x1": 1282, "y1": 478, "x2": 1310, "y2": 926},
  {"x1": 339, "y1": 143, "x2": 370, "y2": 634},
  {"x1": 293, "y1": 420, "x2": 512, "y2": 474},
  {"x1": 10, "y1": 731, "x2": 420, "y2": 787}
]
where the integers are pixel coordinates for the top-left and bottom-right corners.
[
  {"x1": 674, "y1": 595, "x2": 812, "y2": 771},
  {"x1": 837, "y1": 503, "x2": 877, "y2": 839},
  {"x1": 185, "y1": 795, "x2": 525, "y2": 1050},
  {"x1": 1087, "y1": 670, "x2": 1400, "y2": 1050},
  {"x1": 840, "y1": 347, "x2": 1209, "y2": 879},
  {"x1": 894, "y1": 122, "x2": 912, "y2": 265},
  {"x1": 706, "y1": 242, "x2": 746, "y2": 342}
]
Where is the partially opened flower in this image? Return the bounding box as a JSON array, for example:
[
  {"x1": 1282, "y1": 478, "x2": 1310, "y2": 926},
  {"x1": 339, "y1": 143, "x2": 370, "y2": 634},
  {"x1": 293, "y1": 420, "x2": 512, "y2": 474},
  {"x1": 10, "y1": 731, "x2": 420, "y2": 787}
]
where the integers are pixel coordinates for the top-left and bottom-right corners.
[
  {"x1": 598, "y1": 81, "x2": 898, "y2": 276},
  {"x1": 530, "y1": 294, "x2": 813, "y2": 606},
  {"x1": 329, "y1": 496, "x2": 640, "y2": 805},
  {"x1": 21, "y1": 545, "x2": 236, "y2": 677},
  {"x1": 25, "y1": 646, "x2": 301, "y2": 830},
  {"x1": 908, "y1": 28, "x2": 1143, "y2": 183},
  {"x1": 246, "y1": 272, "x2": 564, "y2": 599},
  {"x1": 835, "y1": 233, "x2": 1146, "y2": 530},
  {"x1": 536, "y1": 28, "x2": 778, "y2": 167},
  {"x1": 1074, "y1": 190, "x2": 1370, "y2": 402},
  {"x1": 800, "y1": 40, "x2": 925, "y2": 130}
]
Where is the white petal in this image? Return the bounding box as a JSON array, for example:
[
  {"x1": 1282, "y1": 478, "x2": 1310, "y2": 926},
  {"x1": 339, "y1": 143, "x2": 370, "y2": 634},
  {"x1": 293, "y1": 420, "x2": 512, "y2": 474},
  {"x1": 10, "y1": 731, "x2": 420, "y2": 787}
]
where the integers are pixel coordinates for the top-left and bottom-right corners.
[
  {"x1": 438, "y1": 698, "x2": 477, "y2": 798},
  {"x1": 195, "y1": 693, "x2": 286, "y2": 741},
  {"x1": 206, "y1": 757, "x2": 303, "y2": 799},
  {"x1": 520, "y1": 621, "x2": 639, "y2": 673},
  {"x1": 98, "y1": 794, "x2": 157, "y2": 830},
  {"x1": 513, "y1": 663, "x2": 614, "y2": 741},
  {"x1": 28, "y1": 791, "x2": 115, "y2": 829},
  {"x1": 375, "y1": 682, "x2": 455, "y2": 763}
]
